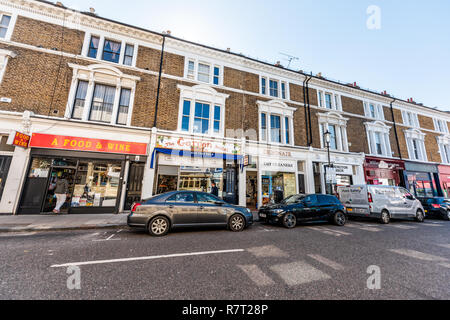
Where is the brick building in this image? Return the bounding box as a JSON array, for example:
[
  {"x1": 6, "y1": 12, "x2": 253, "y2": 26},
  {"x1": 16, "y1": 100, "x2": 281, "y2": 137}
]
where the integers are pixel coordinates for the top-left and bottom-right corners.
[{"x1": 0, "y1": 0, "x2": 449, "y2": 215}]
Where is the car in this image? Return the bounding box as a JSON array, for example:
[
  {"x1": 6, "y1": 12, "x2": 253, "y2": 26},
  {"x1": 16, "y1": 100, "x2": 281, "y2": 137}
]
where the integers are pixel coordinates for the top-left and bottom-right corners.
[
  {"x1": 127, "y1": 191, "x2": 253, "y2": 236},
  {"x1": 258, "y1": 194, "x2": 347, "y2": 229},
  {"x1": 337, "y1": 185, "x2": 425, "y2": 224},
  {"x1": 417, "y1": 197, "x2": 450, "y2": 221}
]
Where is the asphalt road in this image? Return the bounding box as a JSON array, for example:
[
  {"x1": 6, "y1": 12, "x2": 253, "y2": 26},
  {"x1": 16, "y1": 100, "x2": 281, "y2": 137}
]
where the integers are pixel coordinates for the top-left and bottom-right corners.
[{"x1": 0, "y1": 217, "x2": 449, "y2": 300}]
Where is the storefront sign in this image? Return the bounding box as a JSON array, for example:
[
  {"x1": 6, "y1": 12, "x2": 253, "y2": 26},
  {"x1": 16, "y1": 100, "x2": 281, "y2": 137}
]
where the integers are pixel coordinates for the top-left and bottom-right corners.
[
  {"x1": 158, "y1": 153, "x2": 224, "y2": 168},
  {"x1": 260, "y1": 159, "x2": 296, "y2": 173},
  {"x1": 365, "y1": 157, "x2": 405, "y2": 171},
  {"x1": 7, "y1": 131, "x2": 31, "y2": 148},
  {"x1": 333, "y1": 164, "x2": 353, "y2": 176},
  {"x1": 30, "y1": 133, "x2": 148, "y2": 155},
  {"x1": 156, "y1": 135, "x2": 241, "y2": 155}
]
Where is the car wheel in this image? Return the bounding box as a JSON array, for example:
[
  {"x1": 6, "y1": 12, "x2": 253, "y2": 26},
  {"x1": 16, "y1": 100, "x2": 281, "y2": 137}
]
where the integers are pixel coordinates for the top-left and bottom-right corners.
[
  {"x1": 148, "y1": 216, "x2": 170, "y2": 237},
  {"x1": 282, "y1": 213, "x2": 297, "y2": 229},
  {"x1": 333, "y1": 211, "x2": 347, "y2": 226},
  {"x1": 444, "y1": 210, "x2": 450, "y2": 221},
  {"x1": 415, "y1": 209, "x2": 425, "y2": 223},
  {"x1": 380, "y1": 210, "x2": 390, "y2": 224},
  {"x1": 229, "y1": 214, "x2": 246, "y2": 232}
]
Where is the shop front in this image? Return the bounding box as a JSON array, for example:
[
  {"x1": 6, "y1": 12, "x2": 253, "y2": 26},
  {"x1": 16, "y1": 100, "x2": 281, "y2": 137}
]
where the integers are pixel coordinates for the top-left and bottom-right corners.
[
  {"x1": 151, "y1": 135, "x2": 242, "y2": 205},
  {"x1": 404, "y1": 161, "x2": 441, "y2": 198},
  {"x1": 259, "y1": 158, "x2": 298, "y2": 206},
  {"x1": 18, "y1": 133, "x2": 147, "y2": 215},
  {"x1": 438, "y1": 165, "x2": 450, "y2": 198},
  {"x1": 364, "y1": 156, "x2": 405, "y2": 186}
]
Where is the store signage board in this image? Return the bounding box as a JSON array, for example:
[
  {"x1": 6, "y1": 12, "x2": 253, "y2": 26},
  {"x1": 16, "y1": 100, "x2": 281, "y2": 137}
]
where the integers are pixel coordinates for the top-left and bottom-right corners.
[
  {"x1": 7, "y1": 131, "x2": 31, "y2": 148},
  {"x1": 260, "y1": 159, "x2": 297, "y2": 173},
  {"x1": 30, "y1": 133, "x2": 148, "y2": 155},
  {"x1": 158, "y1": 153, "x2": 224, "y2": 168},
  {"x1": 156, "y1": 135, "x2": 241, "y2": 156},
  {"x1": 325, "y1": 167, "x2": 337, "y2": 184},
  {"x1": 333, "y1": 164, "x2": 353, "y2": 176}
]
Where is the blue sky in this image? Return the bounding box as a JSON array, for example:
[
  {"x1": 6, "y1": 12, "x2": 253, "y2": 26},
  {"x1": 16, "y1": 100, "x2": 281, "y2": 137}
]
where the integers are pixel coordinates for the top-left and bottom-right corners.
[{"x1": 60, "y1": 0, "x2": 450, "y2": 110}]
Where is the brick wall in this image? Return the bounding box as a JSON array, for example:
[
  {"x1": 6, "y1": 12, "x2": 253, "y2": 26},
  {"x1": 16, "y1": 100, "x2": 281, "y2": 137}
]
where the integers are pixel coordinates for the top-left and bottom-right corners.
[
  {"x1": 347, "y1": 116, "x2": 369, "y2": 154},
  {"x1": 425, "y1": 133, "x2": 440, "y2": 163},
  {"x1": 136, "y1": 45, "x2": 184, "y2": 78},
  {"x1": 11, "y1": 16, "x2": 84, "y2": 55},
  {"x1": 289, "y1": 83, "x2": 318, "y2": 106},
  {"x1": 418, "y1": 115, "x2": 435, "y2": 131},
  {"x1": 396, "y1": 126, "x2": 410, "y2": 159},
  {"x1": 341, "y1": 96, "x2": 364, "y2": 116},
  {"x1": 383, "y1": 105, "x2": 393, "y2": 122},
  {"x1": 223, "y1": 67, "x2": 259, "y2": 94}
]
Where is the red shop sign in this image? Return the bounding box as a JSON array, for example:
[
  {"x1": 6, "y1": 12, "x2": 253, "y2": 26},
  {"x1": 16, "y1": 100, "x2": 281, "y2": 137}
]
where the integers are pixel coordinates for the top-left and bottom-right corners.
[
  {"x1": 7, "y1": 131, "x2": 31, "y2": 148},
  {"x1": 30, "y1": 133, "x2": 148, "y2": 156}
]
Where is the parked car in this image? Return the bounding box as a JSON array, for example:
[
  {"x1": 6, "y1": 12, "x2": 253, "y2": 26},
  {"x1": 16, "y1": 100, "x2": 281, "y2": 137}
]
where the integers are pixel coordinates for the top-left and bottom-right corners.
[
  {"x1": 417, "y1": 197, "x2": 450, "y2": 221},
  {"x1": 127, "y1": 191, "x2": 253, "y2": 236},
  {"x1": 337, "y1": 185, "x2": 425, "y2": 224},
  {"x1": 258, "y1": 194, "x2": 347, "y2": 228}
]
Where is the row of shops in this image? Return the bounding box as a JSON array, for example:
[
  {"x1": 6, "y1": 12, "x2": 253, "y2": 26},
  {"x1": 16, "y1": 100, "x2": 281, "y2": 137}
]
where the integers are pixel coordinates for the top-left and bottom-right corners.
[{"x1": 1, "y1": 117, "x2": 450, "y2": 215}]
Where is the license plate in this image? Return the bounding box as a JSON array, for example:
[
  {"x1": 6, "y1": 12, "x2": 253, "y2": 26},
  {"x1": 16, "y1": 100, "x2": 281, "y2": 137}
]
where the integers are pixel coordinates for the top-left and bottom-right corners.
[{"x1": 259, "y1": 213, "x2": 267, "y2": 218}]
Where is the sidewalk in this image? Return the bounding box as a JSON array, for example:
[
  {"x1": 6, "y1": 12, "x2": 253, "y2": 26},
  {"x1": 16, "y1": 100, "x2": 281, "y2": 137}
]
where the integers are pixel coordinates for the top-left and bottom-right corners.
[{"x1": 0, "y1": 214, "x2": 128, "y2": 233}]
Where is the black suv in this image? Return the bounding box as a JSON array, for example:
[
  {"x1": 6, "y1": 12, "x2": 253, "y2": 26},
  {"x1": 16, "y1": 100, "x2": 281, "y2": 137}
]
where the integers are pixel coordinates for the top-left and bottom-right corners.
[
  {"x1": 258, "y1": 194, "x2": 347, "y2": 228},
  {"x1": 418, "y1": 197, "x2": 450, "y2": 221}
]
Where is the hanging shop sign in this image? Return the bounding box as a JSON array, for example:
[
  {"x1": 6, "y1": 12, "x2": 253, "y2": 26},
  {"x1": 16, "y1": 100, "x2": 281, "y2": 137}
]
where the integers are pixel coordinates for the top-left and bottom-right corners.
[
  {"x1": 30, "y1": 133, "x2": 148, "y2": 155},
  {"x1": 7, "y1": 131, "x2": 31, "y2": 149},
  {"x1": 156, "y1": 135, "x2": 241, "y2": 156}
]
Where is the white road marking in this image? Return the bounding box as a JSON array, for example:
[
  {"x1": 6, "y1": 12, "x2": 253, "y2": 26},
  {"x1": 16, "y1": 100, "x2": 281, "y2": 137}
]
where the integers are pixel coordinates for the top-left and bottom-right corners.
[
  {"x1": 238, "y1": 265, "x2": 275, "y2": 287},
  {"x1": 270, "y1": 261, "x2": 331, "y2": 286},
  {"x1": 316, "y1": 226, "x2": 351, "y2": 236},
  {"x1": 389, "y1": 249, "x2": 448, "y2": 262},
  {"x1": 247, "y1": 245, "x2": 289, "y2": 258},
  {"x1": 50, "y1": 249, "x2": 245, "y2": 268},
  {"x1": 388, "y1": 225, "x2": 418, "y2": 230},
  {"x1": 346, "y1": 223, "x2": 382, "y2": 232},
  {"x1": 304, "y1": 226, "x2": 349, "y2": 237},
  {"x1": 307, "y1": 254, "x2": 345, "y2": 271},
  {"x1": 438, "y1": 244, "x2": 450, "y2": 249},
  {"x1": 439, "y1": 263, "x2": 450, "y2": 269},
  {"x1": 93, "y1": 229, "x2": 123, "y2": 242}
]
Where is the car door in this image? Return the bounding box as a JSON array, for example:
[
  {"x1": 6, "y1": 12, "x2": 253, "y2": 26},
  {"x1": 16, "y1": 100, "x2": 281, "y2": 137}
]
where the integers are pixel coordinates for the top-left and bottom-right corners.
[
  {"x1": 165, "y1": 192, "x2": 198, "y2": 226},
  {"x1": 317, "y1": 195, "x2": 334, "y2": 219},
  {"x1": 399, "y1": 188, "x2": 416, "y2": 217},
  {"x1": 196, "y1": 192, "x2": 229, "y2": 225},
  {"x1": 296, "y1": 195, "x2": 319, "y2": 220}
]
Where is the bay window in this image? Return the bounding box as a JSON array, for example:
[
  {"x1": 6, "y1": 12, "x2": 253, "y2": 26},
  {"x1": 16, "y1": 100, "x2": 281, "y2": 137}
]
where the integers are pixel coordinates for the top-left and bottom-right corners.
[
  {"x1": 258, "y1": 100, "x2": 295, "y2": 145},
  {"x1": 66, "y1": 64, "x2": 139, "y2": 126},
  {"x1": 177, "y1": 85, "x2": 229, "y2": 137},
  {"x1": 318, "y1": 112, "x2": 349, "y2": 152}
]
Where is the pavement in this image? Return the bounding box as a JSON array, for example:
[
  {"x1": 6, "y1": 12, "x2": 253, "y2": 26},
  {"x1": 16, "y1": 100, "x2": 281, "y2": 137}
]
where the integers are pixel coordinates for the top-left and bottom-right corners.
[
  {"x1": 0, "y1": 218, "x2": 448, "y2": 300},
  {"x1": 0, "y1": 214, "x2": 128, "y2": 232},
  {"x1": 0, "y1": 212, "x2": 261, "y2": 233}
]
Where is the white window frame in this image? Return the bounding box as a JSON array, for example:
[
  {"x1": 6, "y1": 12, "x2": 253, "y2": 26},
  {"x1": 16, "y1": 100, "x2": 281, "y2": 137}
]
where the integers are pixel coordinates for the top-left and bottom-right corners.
[
  {"x1": 177, "y1": 84, "x2": 229, "y2": 138},
  {"x1": 363, "y1": 101, "x2": 385, "y2": 120},
  {"x1": 259, "y1": 75, "x2": 290, "y2": 100},
  {"x1": 65, "y1": 63, "x2": 140, "y2": 126},
  {"x1": 401, "y1": 110, "x2": 420, "y2": 128},
  {"x1": 0, "y1": 49, "x2": 16, "y2": 85},
  {"x1": 257, "y1": 100, "x2": 295, "y2": 146},
  {"x1": 317, "y1": 89, "x2": 342, "y2": 111},
  {"x1": 184, "y1": 58, "x2": 223, "y2": 86},
  {"x1": 82, "y1": 33, "x2": 138, "y2": 67},
  {"x1": 404, "y1": 129, "x2": 427, "y2": 161},
  {"x1": 437, "y1": 135, "x2": 450, "y2": 164},
  {"x1": 434, "y1": 118, "x2": 449, "y2": 134},
  {"x1": 318, "y1": 112, "x2": 349, "y2": 152},
  {"x1": 365, "y1": 121, "x2": 393, "y2": 157},
  {"x1": 0, "y1": 12, "x2": 16, "y2": 41}
]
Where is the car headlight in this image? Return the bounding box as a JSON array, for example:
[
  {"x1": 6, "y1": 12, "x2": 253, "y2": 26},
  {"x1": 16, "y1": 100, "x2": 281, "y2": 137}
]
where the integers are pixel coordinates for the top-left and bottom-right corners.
[{"x1": 246, "y1": 208, "x2": 251, "y2": 214}]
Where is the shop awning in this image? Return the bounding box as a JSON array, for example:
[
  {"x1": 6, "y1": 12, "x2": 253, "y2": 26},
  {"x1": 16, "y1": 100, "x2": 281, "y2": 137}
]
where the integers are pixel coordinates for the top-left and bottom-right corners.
[{"x1": 150, "y1": 148, "x2": 243, "y2": 169}]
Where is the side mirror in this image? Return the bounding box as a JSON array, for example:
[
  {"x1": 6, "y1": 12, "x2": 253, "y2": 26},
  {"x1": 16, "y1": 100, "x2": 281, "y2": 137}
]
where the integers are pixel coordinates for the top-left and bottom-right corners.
[{"x1": 406, "y1": 195, "x2": 415, "y2": 201}]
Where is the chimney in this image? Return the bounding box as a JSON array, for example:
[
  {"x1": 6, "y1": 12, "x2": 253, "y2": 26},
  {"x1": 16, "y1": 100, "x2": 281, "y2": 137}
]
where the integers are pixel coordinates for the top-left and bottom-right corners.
[
  {"x1": 226, "y1": 48, "x2": 231, "y2": 52},
  {"x1": 89, "y1": 7, "x2": 96, "y2": 14},
  {"x1": 317, "y1": 72, "x2": 322, "y2": 78},
  {"x1": 166, "y1": 30, "x2": 171, "y2": 35},
  {"x1": 56, "y1": 1, "x2": 64, "y2": 7}
]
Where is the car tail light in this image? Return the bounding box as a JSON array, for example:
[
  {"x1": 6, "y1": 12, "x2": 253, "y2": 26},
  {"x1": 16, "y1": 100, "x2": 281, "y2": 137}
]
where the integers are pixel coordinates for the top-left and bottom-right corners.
[
  {"x1": 368, "y1": 192, "x2": 373, "y2": 203},
  {"x1": 131, "y1": 203, "x2": 142, "y2": 214},
  {"x1": 432, "y1": 204, "x2": 441, "y2": 209}
]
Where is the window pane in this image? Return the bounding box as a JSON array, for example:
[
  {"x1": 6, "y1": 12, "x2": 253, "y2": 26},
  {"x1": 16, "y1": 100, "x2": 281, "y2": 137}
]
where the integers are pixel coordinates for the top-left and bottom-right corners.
[
  {"x1": 271, "y1": 115, "x2": 281, "y2": 143},
  {"x1": 269, "y1": 80, "x2": 278, "y2": 97},
  {"x1": 214, "y1": 106, "x2": 221, "y2": 121},
  {"x1": 182, "y1": 116, "x2": 190, "y2": 132},
  {"x1": 123, "y1": 44, "x2": 134, "y2": 66},
  {"x1": 102, "y1": 40, "x2": 121, "y2": 63},
  {"x1": 90, "y1": 84, "x2": 116, "y2": 123},
  {"x1": 0, "y1": 15, "x2": 11, "y2": 27},
  {"x1": 72, "y1": 81, "x2": 88, "y2": 119},
  {"x1": 328, "y1": 125, "x2": 337, "y2": 150},
  {"x1": 375, "y1": 132, "x2": 382, "y2": 155},
  {"x1": 325, "y1": 94, "x2": 332, "y2": 109},
  {"x1": 117, "y1": 88, "x2": 131, "y2": 125},
  {"x1": 261, "y1": 78, "x2": 266, "y2": 94},
  {"x1": 88, "y1": 36, "x2": 99, "y2": 58},
  {"x1": 261, "y1": 113, "x2": 267, "y2": 141},
  {"x1": 181, "y1": 101, "x2": 191, "y2": 131},
  {"x1": 214, "y1": 120, "x2": 220, "y2": 133},
  {"x1": 183, "y1": 100, "x2": 191, "y2": 116},
  {"x1": 202, "y1": 104, "x2": 210, "y2": 119},
  {"x1": 198, "y1": 64, "x2": 210, "y2": 83},
  {"x1": 285, "y1": 117, "x2": 290, "y2": 144}
]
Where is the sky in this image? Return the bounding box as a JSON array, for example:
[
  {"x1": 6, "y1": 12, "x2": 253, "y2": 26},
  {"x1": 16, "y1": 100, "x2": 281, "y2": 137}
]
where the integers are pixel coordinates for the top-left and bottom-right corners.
[{"x1": 59, "y1": 0, "x2": 450, "y2": 110}]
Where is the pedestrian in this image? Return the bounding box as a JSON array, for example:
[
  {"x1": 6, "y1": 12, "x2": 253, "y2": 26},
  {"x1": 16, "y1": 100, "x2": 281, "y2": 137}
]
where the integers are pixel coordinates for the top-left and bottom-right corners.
[
  {"x1": 53, "y1": 174, "x2": 69, "y2": 214},
  {"x1": 211, "y1": 182, "x2": 219, "y2": 197}
]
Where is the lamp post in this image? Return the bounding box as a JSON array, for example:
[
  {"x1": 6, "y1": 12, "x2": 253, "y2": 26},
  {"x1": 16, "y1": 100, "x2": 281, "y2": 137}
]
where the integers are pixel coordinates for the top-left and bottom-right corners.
[{"x1": 324, "y1": 130, "x2": 333, "y2": 195}]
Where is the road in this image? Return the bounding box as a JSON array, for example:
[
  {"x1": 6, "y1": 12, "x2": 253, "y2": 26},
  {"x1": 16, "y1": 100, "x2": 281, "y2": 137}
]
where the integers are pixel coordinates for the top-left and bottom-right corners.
[{"x1": 0, "y1": 218, "x2": 449, "y2": 300}]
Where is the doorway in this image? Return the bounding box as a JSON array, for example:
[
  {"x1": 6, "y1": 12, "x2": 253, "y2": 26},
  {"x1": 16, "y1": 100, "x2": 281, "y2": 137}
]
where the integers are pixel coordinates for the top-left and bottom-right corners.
[
  {"x1": 42, "y1": 161, "x2": 77, "y2": 213},
  {"x1": 124, "y1": 162, "x2": 145, "y2": 211}
]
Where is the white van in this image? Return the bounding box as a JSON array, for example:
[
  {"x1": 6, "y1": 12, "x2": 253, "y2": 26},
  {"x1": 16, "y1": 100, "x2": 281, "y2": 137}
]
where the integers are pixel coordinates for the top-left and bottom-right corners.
[{"x1": 337, "y1": 185, "x2": 425, "y2": 224}]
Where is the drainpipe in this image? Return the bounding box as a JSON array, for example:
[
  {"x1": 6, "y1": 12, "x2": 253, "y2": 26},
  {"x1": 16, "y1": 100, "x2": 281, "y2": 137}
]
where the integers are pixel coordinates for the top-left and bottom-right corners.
[
  {"x1": 305, "y1": 74, "x2": 313, "y2": 146},
  {"x1": 153, "y1": 34, "x2": 166, "y2": 128},
  {"x1": 302, "y1": 76, "x2": 309, "y2": 145},
  {"x1": 390, "y1": 98, "x2": 402, "y2": 160}
]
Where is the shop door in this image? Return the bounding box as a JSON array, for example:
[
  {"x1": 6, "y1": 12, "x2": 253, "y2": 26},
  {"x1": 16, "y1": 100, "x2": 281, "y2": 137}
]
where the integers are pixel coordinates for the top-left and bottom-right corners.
[
  {"x1": 0, "y1": 156, "x2": 12, "y2": 201},
  {"x1": 125, "y1": 162, "x2": 145, "y2": 211},
  {"x1": 42, "y1": 164, "x2": 77, "y2": 213}
]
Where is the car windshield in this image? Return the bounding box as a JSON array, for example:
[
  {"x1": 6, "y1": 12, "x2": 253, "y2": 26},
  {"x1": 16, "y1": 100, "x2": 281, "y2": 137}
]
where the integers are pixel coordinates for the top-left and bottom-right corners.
[{"x1": 282, "y1": 195, "x2": 305, "y2": 205}]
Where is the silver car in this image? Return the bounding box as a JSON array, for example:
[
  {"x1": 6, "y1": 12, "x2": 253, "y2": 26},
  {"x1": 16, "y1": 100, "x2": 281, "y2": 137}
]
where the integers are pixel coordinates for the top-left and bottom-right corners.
[
  {"x1": 337, "y1": 185, "x2": 425, "y2": 224},
  {"x1": 127, "y1": 191, "x2": 254, "y2": 236}
]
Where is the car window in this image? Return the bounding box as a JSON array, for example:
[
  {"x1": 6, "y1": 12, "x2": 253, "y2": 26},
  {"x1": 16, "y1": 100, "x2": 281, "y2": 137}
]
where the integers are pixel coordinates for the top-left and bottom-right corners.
[
  {"x1": 167, "y1": 192, "x2": 195, "y2": 203},
  {"x1": 282, "y1": 195, "x2": 305, "y2": 205},
  {"x1": 318, "y1": 195, "x2": 332, "y2": 204},
  {"x1": 304, "y1": 195, "x2": 317, "y2": 204},
  {"x1": 197, "y1": 193, "x2": 220, "y2": 204}
]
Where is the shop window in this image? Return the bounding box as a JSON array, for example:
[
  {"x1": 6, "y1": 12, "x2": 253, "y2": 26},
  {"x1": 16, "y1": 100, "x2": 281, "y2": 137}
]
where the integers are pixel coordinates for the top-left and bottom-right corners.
[{"x1": 261, "y1": 172, "x2": 297, "y2": 205}]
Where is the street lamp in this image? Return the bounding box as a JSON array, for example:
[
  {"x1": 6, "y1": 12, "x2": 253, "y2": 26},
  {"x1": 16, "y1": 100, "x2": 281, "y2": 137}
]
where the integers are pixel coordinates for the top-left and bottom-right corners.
[{"x1": 324, "y1": 130, "x2": 333, "y2": 195}]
